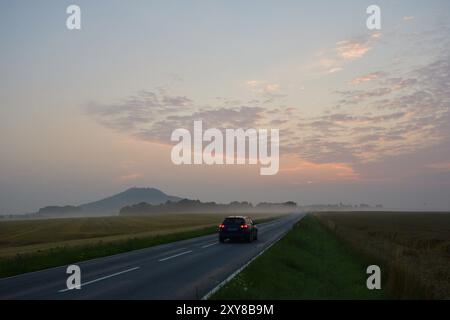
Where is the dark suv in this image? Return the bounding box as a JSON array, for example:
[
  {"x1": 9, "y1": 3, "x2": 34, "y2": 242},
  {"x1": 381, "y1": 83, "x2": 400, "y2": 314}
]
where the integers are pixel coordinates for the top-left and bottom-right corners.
[{"x1": 219, "y1": 216, "x2": 258, "y2": 243}]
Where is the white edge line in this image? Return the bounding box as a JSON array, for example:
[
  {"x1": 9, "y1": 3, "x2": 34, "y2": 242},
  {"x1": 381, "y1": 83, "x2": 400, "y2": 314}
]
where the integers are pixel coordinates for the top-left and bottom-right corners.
[
  {"x1": 201, "y1": 214, "x2": 304, "y2": 300},
  {"x1": 58, "y1": 266, "x2": 140, "y2": 293},
  {"x1": 158, "y1": 250, "x2": 193, "y2": 262}
]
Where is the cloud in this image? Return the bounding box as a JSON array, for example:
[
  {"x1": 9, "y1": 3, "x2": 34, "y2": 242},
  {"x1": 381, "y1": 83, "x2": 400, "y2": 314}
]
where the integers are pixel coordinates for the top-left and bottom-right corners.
[
  {"x1": 335, "y1": 87, "x2": 393, "y2": 104},
  {"x1": 314, "y1": 32, "x2": 382, "y2": 74},
  {"x1": 262, "y1": 83, "x2": 280, "y2": 94},
  {"x1": 351, "y1": 71, "x2": 387, "y2": 85},
  {"x1": 161, "y1": 95, "x2": 193, "y2": 107},
  {"x1": 386, "y1": 77, "x2": 418, "y2": 90},
  {"x1": 90, "y1": 90, "x2": 268, "y2": 145},
  {"x1": 336, "y1": 40, "x2": 371, "y2": 60},
  {"x1": 279, "y1": 155, "x2": 360, "y2": 182},
  {"x1": 149, "y1": 107, "x2": 264, "y2": 142},
  {"x1": 245, "y1": 80, "x2": 261, "y2": 88},
  {"x1": 245, "y1": 80, "x2": 286, "y2": 103},
  {"x1": 327, "y1": 67, "x2": 343, "y2": 74},
  {"x1": 371, "y1": 31, "x2": 382, "y2": 39},
  {"x1": 87, "y1": 90, "x2": 194, "y2": 128},
  {"x1": 166, "y1": 106, "x2": 265, "y2": 128}
]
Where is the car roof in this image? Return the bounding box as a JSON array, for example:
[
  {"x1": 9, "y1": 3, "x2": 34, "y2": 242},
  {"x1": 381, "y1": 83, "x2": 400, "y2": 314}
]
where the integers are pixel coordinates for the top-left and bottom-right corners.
[{"x1": 225, "y1": 216, "x2": 248, "y2": 219}]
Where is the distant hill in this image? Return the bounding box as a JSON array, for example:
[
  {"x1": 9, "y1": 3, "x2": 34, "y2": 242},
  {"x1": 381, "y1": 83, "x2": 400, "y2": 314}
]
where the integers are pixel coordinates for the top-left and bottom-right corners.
[
  {"x1": 35, "y1": 187, "x2": 181, "y2": 217},
  {"x1": 80, "y1": 187, "x2": 181, "y2": 215}
]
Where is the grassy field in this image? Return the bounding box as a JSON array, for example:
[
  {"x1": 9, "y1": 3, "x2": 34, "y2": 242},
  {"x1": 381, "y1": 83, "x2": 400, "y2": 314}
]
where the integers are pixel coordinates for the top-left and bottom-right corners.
[
  {"x1": 0, "y1": 213, "x2": 281, "y2": 278},
  {"x1": 316, "y1": 212, "x2": 450, "y2": 299},
  {"x1": 212, "y1": 215, "x2": 386, "y2": 299}
]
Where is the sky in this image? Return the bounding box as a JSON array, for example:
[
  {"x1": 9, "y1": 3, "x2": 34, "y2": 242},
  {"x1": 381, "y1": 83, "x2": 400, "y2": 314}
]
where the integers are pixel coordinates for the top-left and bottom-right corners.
[{"x1": 1, "y1": 0, "x2": 450, "y2": 213}]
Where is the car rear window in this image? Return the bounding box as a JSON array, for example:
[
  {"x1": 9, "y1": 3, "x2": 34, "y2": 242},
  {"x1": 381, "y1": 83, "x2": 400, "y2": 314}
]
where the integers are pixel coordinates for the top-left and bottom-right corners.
[{"x1": 223, "y1": 218, "x2": 245, "y2": 225}]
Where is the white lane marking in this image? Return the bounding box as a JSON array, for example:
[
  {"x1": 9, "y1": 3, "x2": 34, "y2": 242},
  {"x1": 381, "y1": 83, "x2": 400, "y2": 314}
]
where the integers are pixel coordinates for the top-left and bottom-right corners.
[
  {"x1": 58, "y1": 266, "x2": 140, "y2": 293},
  {"x1": 202, "y1": 242, "x2": 218, "y2": 248},
  {"x1": 156, "y1": 247, "x2": 187, "y2": 258},
  {"x1": 158, "y1": 250, "x2": 193, "y2": 262}
]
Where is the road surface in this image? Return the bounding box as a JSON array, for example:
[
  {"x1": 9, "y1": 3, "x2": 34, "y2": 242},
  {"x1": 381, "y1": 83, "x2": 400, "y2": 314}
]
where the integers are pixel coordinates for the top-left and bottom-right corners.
[{"x1": 0, "y1": 213, "x2": 304, "y2": 299}]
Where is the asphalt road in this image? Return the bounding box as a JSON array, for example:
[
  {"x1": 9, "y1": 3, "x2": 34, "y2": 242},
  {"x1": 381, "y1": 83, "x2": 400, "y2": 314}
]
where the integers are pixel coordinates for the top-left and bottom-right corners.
[{"x1": 0, "y1": 213, "x2": 304, "y2": 300}]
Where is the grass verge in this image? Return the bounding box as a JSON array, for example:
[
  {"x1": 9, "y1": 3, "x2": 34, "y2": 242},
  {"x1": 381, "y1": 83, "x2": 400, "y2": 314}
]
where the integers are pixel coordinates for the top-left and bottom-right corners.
[{"x1": 211, "y1": 215, "x2": 386, "y2": 299}]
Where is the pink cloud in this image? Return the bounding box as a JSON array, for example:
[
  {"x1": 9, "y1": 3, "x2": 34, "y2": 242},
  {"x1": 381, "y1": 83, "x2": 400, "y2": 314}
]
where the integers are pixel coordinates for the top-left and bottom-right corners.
[
  {"x1": 336, "y1": 40, "x2": 371, "y2": 60},
  {"x1": 279, "y1": 155, "x2": 360, "y2": 182},
  {"x1": 350, "y1": 71, "x2": 386, "y2": 85}
]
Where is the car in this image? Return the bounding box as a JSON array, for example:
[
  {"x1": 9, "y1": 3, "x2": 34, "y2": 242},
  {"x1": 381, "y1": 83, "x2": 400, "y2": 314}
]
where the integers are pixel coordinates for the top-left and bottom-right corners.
[{"x1": 218, "y1": 216, "x2": 258, "y2": 243}]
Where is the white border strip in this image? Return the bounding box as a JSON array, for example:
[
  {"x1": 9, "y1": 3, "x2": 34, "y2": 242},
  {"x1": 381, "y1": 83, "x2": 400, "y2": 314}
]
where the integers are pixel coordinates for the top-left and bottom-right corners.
[{"x1": 201, "y1": 215, "x2": 303, "y2": 300}]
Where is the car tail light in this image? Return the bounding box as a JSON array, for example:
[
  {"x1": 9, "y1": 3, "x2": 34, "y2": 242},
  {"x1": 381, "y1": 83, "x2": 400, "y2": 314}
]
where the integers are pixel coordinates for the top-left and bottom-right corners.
[
  {"x1": 240, "y1": 224, "x2": 249, "y2": 229},
  {"x1": 219, "y1": 224, "x2": 225, "y2": 229}
]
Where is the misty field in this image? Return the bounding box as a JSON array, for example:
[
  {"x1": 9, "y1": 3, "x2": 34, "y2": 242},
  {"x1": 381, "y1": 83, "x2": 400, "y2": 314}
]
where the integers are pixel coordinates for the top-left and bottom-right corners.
[
  {"x1": 0, "y1": 213, "x2": 280, "y2": 277},
  {"x1": 316, "y1": 212, "x2": 450, "y2": 299}
]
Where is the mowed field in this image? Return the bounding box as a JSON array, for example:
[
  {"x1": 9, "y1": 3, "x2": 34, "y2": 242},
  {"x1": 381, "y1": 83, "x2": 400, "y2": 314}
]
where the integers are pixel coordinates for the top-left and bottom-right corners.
[
  {"x1": 316, "y1": 212, "x2": 450, "y2": 299},
  {"x1": 0, "y1": 213, "x2": 282, "y2": 277}
]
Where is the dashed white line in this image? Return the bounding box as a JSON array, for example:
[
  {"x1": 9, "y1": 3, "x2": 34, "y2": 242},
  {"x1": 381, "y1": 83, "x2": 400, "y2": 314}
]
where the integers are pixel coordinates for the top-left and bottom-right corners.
[
  {"x1": 156, "y1": 247, "x2": 187, "y2": 259},
  {"x1": 158, "y1": 250, "x2": 193, "y2": 262},
  {"x1": 201, "y1": 242, "x2": 218, "y2": 248},
  {"x1": 58, "y1": 266, "x2": 140, "y2": 293}
]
